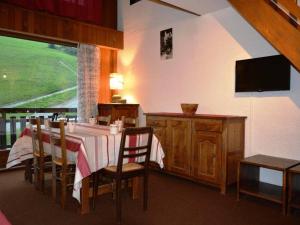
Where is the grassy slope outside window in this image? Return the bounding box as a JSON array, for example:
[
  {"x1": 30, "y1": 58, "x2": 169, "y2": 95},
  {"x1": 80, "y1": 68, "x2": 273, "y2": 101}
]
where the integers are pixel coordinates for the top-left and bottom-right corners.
[{"x1": 0, "y1": 36, "x2": 77, "y2": 107}]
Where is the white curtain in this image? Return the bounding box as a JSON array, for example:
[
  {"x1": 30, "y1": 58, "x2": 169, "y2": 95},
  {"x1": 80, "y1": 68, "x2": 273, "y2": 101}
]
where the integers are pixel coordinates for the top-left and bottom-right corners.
[{"x1": 77, "y1": 44, "x2": 100, "y2": 122}]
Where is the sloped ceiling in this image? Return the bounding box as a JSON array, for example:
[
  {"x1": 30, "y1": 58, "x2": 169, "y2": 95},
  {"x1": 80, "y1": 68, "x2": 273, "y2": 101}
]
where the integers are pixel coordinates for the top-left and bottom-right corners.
[{"x1": 159, "y1": 0, "x2": 230, "y2": 15}]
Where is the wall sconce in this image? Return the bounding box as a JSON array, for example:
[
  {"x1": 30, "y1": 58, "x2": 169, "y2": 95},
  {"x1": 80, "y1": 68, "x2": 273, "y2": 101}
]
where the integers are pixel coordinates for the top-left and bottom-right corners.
[{"x1": 110, "y1": 73, "x2": 126, "y2": 103}]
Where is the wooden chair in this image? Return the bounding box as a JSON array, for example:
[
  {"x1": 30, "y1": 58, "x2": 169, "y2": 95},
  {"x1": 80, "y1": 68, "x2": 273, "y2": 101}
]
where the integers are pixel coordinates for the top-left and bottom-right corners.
[
  {"x1": 93, "y1": 127, "x2": 153, "y2": 224},
  {"x1": 48, "y1": 113, "x2": 58, "y2": 121},
  {"x1": 49, "y1": 120, "x2": 76, "y2": 209},
  {"x1": 121, "y1": 116, "x2": 139, "y2": 128},
  {"x1": 29, "y1": 118, "x2": 52, "y2": 191},
  {"x1": 66, "y1": 115, "x2": 77, "y2": 122},
  {"x1": 96, "y1": 115, "x2": 111, "y2": 126}
]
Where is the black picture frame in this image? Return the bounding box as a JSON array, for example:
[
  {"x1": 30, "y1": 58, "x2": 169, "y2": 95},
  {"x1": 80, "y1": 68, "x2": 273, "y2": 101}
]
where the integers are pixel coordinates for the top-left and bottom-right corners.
[
  {"x1": 130, "y1": 0, "x2": 141, "y2": 5},
  {"x1": 160, "y1": 28, "x2": 173, "y2": 60}
]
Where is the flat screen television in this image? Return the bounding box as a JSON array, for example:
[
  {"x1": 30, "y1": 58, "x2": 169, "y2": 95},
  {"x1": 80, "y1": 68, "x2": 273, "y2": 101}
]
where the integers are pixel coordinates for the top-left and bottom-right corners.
[{"x1": 235, "y1": 55, "x2": 290, "y2": 92}]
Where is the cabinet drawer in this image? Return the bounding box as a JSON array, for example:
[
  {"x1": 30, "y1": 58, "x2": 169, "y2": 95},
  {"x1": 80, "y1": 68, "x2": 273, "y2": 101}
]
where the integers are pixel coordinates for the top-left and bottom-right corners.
[
  {"x1": 193, "y1": 119, "x2": 222, "y2": 132},
  {"x1": 147, "y1": 118, "x2": 167, "y2": 127}
]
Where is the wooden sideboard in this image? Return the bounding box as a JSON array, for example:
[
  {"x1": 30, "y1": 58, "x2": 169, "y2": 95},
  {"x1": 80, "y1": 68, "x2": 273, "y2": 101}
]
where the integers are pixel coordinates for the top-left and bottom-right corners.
[
  {"x1": 145, "y1": 112, "x2": 246, "y2": 194},
  {"x1": 97, "y1": 103, "x2": 139, "y2": 123}
]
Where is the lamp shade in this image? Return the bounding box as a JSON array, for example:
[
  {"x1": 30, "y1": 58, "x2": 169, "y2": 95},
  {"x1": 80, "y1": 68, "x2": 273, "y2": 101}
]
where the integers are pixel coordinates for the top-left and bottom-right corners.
[{"x1": 109, "y1": 73, "x2": 124, "y2": 90}]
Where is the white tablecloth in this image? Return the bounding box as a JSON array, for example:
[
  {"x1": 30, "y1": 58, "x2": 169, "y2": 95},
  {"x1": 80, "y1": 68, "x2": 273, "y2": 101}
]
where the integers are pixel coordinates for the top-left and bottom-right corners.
[{"x1": 6, "y1": 123, "x2": 165, "y2": 201}]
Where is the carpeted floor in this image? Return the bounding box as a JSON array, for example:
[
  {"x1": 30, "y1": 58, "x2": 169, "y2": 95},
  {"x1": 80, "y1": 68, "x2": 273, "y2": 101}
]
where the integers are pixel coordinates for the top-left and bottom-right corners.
[{"x1": 0, "y1": 170, "x2": 299, "y2": 225}]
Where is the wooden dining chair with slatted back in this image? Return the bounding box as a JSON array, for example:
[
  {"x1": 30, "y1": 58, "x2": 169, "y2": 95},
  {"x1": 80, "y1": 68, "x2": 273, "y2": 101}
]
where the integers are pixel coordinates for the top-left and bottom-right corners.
[
  {"x1": 93, "y1": 127, "x2": 153, "y2": 224},
  {"x1": 49, "y1": 120, "x2": 76, "y2": 209},
  {"x1": 96, "y1": 115, "x2": 111, "y2": 126},
  {"x1": 121, "y1": 116, "x2": 139, "y2": 128},
  {"x1": 29, "y1": 118, "x2": 52, "y2": 191}
]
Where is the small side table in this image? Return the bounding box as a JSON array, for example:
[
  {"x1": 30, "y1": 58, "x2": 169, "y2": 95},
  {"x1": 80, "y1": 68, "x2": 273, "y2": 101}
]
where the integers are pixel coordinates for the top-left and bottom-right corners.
[
  {"x1": 237, "y1": 154, "x2": 299, "y2": 214},
  {"x1": 287, "y1": 164, "x2": 300, "y2": 214}
]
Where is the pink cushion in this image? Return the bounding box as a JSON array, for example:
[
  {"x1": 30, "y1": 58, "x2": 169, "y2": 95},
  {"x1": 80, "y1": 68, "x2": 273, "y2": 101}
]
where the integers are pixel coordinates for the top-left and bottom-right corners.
[{"x1": 0, "y1": 211, "x2": 12, "y2": 225}]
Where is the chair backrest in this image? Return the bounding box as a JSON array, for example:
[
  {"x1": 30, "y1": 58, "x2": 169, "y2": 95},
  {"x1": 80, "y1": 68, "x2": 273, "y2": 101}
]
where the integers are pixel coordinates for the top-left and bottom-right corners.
[
  {"x1": 48, "y1": 113, "x2": 59, "y2": 121},
  {"x1": 66, "y1": 115, "x2": 77, "y2": 122},
  {"x1": 121, "y1": 116, "x2": 139, "y2": 128},
  {"x1": 29, "y1": 117, "x2": 45, "y2": 157},
  {"x1": 117, "y1": 127, "x2": 153, "y2": 174},
  {"x1": 49, "y1": 120, "x2": 67, "y2": 167},
  {"x1": 97, "y1": 115, "x2": 111, "y2": 126}
]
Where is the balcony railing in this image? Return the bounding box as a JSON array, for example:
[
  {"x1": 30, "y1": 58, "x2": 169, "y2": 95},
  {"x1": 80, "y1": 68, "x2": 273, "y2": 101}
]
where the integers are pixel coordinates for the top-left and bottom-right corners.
[{"x1": 0, "y1": 108, "x2": 77, "y2": 149}]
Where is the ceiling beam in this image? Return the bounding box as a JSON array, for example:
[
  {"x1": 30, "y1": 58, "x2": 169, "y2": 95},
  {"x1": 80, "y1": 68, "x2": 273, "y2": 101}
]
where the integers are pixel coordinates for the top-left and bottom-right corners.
[
  {"x1": 229, "y1": 0, "x2": 300, "y2": 72},
  {"x1": 148, "y1": 0, "x2": 201, "y2": 16}
]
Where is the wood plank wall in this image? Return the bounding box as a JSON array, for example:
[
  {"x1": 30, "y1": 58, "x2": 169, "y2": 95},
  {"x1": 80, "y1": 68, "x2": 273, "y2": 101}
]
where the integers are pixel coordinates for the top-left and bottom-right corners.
[
  {"x1": 0, "y1": 2, "x2": 123, "y2": 49},
  {"x1": 229, "y1": 0, "x2": 300, "y2": 72},
  {"x1": 99, "y1": 49, "x2": 118, "y2": 103}
]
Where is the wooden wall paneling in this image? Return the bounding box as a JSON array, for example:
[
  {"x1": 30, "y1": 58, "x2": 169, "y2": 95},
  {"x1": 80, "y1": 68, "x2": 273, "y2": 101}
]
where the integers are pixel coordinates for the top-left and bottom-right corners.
[
  {"x1": 99, "y1": 48, "x2": 118, "y2": 103},
  {"x1": 0, "y1": 2, "x2": 123, "y2": 49},
  {"x1": 229, "y1": 0, "x2": 300, "y2": 72}
]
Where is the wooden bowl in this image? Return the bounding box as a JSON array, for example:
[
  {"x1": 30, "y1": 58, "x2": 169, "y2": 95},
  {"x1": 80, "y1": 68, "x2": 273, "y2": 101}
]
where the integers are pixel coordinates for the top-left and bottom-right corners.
[{"x1": 181, "y1": 103, "x2": 198, "y2": 115}]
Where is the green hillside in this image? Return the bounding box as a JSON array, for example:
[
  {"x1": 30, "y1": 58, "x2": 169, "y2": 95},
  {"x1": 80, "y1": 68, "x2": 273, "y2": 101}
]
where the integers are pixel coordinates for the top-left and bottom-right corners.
[{"x1": 0, "y1": 36, "x2": 77, "y2": 106}]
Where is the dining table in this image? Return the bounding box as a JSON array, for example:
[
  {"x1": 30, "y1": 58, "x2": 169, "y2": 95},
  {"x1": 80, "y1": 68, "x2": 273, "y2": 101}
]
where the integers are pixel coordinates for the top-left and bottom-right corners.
[{"x1": 6, "y1": 122, "x2": 165, "y2": 214}]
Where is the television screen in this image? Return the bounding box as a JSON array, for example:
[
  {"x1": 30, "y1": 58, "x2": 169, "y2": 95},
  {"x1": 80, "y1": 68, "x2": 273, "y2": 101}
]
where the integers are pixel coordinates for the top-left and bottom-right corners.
[{"x1": 235, "y1": 55, "x2": 290, "y2": 92}]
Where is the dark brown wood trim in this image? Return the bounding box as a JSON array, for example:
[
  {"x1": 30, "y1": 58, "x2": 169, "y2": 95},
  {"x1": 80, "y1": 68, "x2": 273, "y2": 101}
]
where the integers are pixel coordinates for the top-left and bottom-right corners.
[{"x1": 0, "y1": 2, "x2": 123, "y2": 49}]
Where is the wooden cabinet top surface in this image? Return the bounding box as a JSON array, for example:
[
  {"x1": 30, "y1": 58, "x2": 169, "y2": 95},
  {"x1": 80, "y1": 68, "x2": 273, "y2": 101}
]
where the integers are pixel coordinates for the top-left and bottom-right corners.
[
  {"x1": 145, "y1": 112, "x2": 246, "y2": 120},
  {"x1": 241, "y1": 154, "x2": 300, "y2": 171},
  {"x1": 289, "y1": 164, "x2": 300, "y2": 173},
  {"x1": 98, "y1": 103, "x2": 139, "y2": 107}
]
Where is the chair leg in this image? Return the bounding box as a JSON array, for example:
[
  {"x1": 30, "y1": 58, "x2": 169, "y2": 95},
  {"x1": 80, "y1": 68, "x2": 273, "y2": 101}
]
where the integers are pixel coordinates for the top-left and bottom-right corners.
[
  {"x1": 33, "y1": 157, "x2": 39, "y2": 189},
  {"x1": 92, "y1": 172, "x2": 99, "y2": 209},
  {"x1": 116, "y1": 178, "x2": 122, "y2": 225},
  {"x1": 24, "y1": 159, "x2": 33, "y2": 183},
  {"x1": 143, "y1": 174, "x2": 148, "y2": 210},
  {"x1": 52, "y1": 163, "x2": 57, "y2": 202},
  {"x1": 40, "y1": 158, "x2": 45, "y2": 192},
  {"x1": 61, "y1": 169, "x2": 67, "y2": 209},
  {"x1": 112, "y1": 180, "x2": 116, "y2": 200}
]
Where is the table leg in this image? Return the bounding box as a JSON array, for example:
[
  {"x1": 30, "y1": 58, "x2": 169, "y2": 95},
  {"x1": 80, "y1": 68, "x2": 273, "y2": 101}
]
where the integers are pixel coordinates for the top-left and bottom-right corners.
[
  {"x1": 80, "y1": 176, "x2": 90, "y2": 214},
  {"x1": 282, "y1": 171, "x2": 287, "y2": 215},
  {"x1": 287, "y1": 171, "x2": 292, "y2": 215},
  {"x1": 237, "y1": 161, "x2": 241, "y2": 201},
  {"x1": 24, "y1": 159, "x2": 33, "y2": 183}
]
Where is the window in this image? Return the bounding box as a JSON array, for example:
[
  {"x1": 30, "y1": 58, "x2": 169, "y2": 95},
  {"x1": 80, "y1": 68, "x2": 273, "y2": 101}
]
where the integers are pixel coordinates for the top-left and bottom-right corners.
[{"x1": 0, "y1": 36, "x2": 78, "y2": 108}]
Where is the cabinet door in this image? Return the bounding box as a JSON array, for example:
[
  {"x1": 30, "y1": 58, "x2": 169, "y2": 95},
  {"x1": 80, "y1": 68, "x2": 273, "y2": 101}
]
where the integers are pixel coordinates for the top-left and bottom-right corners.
[
  {"x1": 146, "y1": 117, "x2": 168, "y2": 168},
  {"x1": 98, "y1": 104, "x2": 139, "y2": 122},
  {"x1": 167, "y1": 119, "x2": 191, "y2": 176},
  {"x1": 113, "y1": 106, "x2": 138, "y2": 121},
  {"x1": 191, "y1": 131, "x2": 221, "y2": 184},
  {"x1": 153, "y1": 126, "x2": 168, "y2": 167},
  {"x1": 98, "y1": 104, "x2": 112, "y2": 117}
]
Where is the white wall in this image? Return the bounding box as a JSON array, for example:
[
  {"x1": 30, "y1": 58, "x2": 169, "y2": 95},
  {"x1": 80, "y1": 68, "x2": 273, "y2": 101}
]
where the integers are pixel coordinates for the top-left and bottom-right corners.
[{"x1": 117, "y1": 0, "x2": 300, "y2": 183}]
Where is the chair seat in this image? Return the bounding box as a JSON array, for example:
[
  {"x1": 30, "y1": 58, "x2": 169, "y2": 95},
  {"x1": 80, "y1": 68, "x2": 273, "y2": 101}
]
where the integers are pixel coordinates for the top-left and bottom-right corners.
[
  {"x1": 104, "y1": 163, "x2": 144, "y2": 173},
  {"x1": 33, "y1": 151, "x2": 51, "y2": 158},
  {"x1": 53, "y1": 157, "x2": 75, "y2": 166}
]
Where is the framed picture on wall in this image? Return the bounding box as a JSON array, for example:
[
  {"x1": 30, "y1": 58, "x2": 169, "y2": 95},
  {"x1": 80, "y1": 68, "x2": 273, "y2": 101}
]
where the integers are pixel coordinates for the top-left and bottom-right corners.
[{"x1": 160, "y1": 28, "x2": 173, "y2": 60}]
